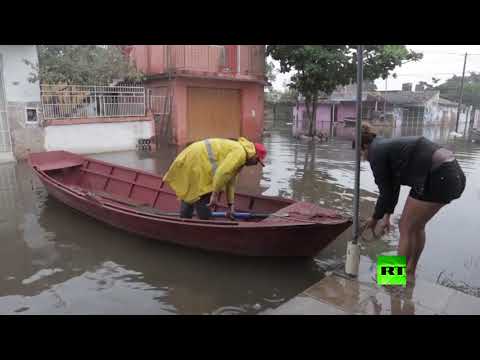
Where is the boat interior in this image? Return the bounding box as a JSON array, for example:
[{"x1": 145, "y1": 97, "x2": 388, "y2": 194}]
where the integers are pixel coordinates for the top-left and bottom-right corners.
[{"x1": 30, "y1": 151, "x2": 293, "y2": 223}]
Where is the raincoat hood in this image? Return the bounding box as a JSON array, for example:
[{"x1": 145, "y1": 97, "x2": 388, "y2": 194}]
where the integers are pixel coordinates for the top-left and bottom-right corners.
[{"x1": 237, "y1": 137, "x2": 257, "y2": 159}]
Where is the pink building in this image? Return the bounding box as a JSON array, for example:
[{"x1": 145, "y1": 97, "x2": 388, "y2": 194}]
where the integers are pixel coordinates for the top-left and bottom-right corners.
[
  {"x1": 292, "y1": 100, "x2": 360, "y2": 138},
  {"x1": 127, "y1": 45, "x2": 267, "y2": 146},
  {"x1": 292, "y1": 84, "x2": 375, "y2": 138}
]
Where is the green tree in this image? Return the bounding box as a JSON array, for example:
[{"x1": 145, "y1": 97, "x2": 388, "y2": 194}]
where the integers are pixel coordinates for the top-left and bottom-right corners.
[
  {"x1": 436, "y1": 72, "x2": 480, "y2": 107},
  {"x1": 416, "y1": 77, "x2": 440, "y2": 91},
  {"x1": 24, "y1": 45, "x2": 145, "y2": 85},
  {"x1": 265, "y1": 59, "x2": 277, "y2": 88},
  {"x1": 265, "y1": 86, "x2": 299, "y2": 103},
  {"x1": 267, "y1": 45, "x2": 423, "y2": 136}
]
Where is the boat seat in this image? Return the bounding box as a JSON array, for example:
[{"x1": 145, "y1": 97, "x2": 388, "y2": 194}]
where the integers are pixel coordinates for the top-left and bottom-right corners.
[{"x1": 36, "y1": 159, "x2": 84, "y2": 172}]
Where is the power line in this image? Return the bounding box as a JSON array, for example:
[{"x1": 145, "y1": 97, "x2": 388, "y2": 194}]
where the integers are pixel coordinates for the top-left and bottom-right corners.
[
  {"x1": 377, "y1": 70, "x2": 480, "y2": 78},
  {"x1": 408, "y1": 49, "x2": 480, "y2": 56},
  {"x1": 417, "y1": 51, "x2": 465, "y2": 56},
  {"x1": 394, "y1": 73, "x2": 464, "y2": 76}
]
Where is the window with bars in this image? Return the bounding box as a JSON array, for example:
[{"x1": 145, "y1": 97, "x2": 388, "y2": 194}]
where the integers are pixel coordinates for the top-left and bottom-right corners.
[{"x1": 26, "y1": 108, "x2": 38, "y2": 123}]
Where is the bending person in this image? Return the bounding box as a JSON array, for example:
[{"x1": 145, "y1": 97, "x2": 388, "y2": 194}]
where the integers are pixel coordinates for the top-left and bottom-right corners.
[
  {"x1": 354, "y1": 123, "x2": 466, "y2": 283},
  {"x1": 163, "y1": 137, "x2": 267, "y2": 220}
]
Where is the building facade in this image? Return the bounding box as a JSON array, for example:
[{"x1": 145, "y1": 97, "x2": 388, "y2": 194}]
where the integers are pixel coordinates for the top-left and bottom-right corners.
[
  {"x1": 0, "y1": 45, "x2": 43, "y2": 162},
  {"x1": 127, "y1": 45, "x2": 266, "y2": 146}
]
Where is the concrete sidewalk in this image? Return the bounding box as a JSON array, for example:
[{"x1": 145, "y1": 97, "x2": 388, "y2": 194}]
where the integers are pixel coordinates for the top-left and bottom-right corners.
[{"x1": 263, "y1": 257, "x2": 480, "y2": 315}]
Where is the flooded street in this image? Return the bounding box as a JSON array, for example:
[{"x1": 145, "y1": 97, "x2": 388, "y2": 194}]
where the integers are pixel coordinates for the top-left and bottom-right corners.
[{"x1": 1, "y1": 124, "x2": 479, "y2": 314}]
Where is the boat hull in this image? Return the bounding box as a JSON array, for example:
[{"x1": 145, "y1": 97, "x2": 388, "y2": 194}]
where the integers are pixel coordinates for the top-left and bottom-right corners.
[{"x1": 30, "y1": 151, "x2": 352, "y2": 257}]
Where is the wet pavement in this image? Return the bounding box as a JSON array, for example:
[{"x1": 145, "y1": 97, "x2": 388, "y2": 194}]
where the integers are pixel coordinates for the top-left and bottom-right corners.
[
  {"x1": 1, "y1": 123, "x2": 479, "y2": 314},
  {"x1": 264, "y1": 257, "x2": 480, "y2": 315}
]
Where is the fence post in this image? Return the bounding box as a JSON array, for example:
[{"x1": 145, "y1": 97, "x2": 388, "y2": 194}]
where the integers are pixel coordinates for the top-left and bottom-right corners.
[{"x1": 273, "y1": 103, "x2": 276, "y2": 124}]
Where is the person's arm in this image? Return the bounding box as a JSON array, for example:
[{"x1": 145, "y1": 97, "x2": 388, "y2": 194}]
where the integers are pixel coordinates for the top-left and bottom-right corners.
[
  {"x1": 211, "y1": 148, "x2": 246, "y2": 197},
  {"x1": 373, "y1": 179, "x2": 400, "y2": 220},
  {"x1": 369, "y1": 143, "x2": 401, "y2": 220},
  {"x1": 224, "y1": 174, "x2": 239, "y2": 219},
  {"x1": 366, "y1": 149, "x2": 399, "y2": 235},
  {"x1": 225, "y1": 174, "x2": 239, "y2": 206}
]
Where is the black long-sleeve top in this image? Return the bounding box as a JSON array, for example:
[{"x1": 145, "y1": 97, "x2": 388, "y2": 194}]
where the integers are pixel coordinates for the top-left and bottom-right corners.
[{"x1": 368, "y1": 136, "x2": 440, "y2": 220}]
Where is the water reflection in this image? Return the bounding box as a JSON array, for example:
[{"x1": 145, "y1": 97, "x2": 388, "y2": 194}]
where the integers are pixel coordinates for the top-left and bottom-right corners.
[
  {"x1": 262, "y1": 124, "x2": 480, "y2": 289},
  {"x1": 0, "y1": 164, "x2": 321, "y2": 314}
]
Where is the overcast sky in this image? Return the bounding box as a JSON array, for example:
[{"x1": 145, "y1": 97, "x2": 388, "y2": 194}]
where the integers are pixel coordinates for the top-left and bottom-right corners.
[{"x1": 270, "y1": 45, "x2": 480, "y2": 92}]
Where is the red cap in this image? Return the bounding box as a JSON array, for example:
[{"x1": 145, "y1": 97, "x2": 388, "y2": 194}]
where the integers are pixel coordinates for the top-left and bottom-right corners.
[{"x1": 254, "y1": 143, "x2": 267, "y2": 166}]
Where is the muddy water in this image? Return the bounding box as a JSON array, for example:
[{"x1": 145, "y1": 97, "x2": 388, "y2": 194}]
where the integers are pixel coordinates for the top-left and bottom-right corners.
[{"x1": 1, "y1": 125, "x2": 479, "y2": 314}]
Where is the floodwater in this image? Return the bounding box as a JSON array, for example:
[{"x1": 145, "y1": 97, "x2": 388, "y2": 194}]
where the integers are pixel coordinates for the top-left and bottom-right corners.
[{"x1": 1, "y1": 124, "x2": 479, "y2": 314}]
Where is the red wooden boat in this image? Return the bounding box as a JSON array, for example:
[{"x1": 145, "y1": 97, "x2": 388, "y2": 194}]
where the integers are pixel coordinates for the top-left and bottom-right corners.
[{"x1": 28, "y1": 151, "x2": 352, "y2": 257}]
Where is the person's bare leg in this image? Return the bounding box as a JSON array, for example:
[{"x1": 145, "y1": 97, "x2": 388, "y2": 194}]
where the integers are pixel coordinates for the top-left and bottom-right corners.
[
  {"x1": 398, "y1": 196, "x2": 444, "y2": 283},
  {"x1": 403, "y1": 228, "x2": 424, "y2": 285},
  {"x1": 404, "y1": 232, "x2": 420, "y2": 286},
  {"x1": 398, "y1": 205, "x2": 415, "y2": 263},
  {"x1": 409, "y1": 229, "x2": 426, "y2": 275},
  {"x1": 397, "y1": 218, "x2": 417, "y2": 289}
]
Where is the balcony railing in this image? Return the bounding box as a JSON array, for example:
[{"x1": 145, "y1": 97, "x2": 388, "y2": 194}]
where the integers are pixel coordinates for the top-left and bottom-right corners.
[
  {"x1": 246, "y1": 45, "x2": 265, "y2": 76},
  {"x1": 164, "y1": 45, "x2": 265, "y2": 77},
  {"x1": 166, "y1": 45, "x2": 225, "y2": 73}
]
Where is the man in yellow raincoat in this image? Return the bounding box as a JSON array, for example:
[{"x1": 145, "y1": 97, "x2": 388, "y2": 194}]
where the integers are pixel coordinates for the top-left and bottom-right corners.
[{"x1": 163, "y1": 137, "x2": 267, "y2": 220}]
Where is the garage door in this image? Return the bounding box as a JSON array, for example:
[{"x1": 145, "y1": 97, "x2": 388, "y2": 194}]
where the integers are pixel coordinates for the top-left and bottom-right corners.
[{"x1": 187, "y1": 87, "x2": 241, "y2": 143}]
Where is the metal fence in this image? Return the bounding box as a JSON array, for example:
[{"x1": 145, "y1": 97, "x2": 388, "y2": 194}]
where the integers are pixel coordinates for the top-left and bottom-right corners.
[{"x1": 41, "y1": 85, "x2": 146, "y2": 120}]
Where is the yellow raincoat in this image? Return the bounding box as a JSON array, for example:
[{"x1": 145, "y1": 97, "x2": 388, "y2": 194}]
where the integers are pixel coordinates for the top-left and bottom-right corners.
[{"x1": 163, "y1": 137, "x2": 257, "y2": 204}]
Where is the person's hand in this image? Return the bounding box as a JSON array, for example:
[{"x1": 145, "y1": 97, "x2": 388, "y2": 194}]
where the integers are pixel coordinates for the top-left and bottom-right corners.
[
  {"x1": 364, "y1": 217, "x2": 379, "y2": 238},
  {"x1": 380, "y1": 214, "x2": 392, "y2": 234},
  {"x1": 226, "y1": 203, "x2": 235, "y2": 220},
  {"x1": 207, "y1": 192, "x2": 219, "y2": 209}
]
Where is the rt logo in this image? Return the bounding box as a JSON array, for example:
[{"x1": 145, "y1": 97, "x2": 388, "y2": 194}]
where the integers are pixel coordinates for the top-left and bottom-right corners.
[{"x1": 377, "y1": 256, "x2": 407, "y2": 286}]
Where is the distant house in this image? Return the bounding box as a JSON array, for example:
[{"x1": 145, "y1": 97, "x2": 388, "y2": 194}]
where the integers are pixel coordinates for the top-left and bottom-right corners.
[
  {"x1": 292, "y1": 84, "x2": 389, "y2": 137},
  {"x1": 127, "y1": 45, "x2": 267, "y2": 145},
  {"x1": 0, "y1": 45, "x2": 42, "y2": 163},
  {"x1": 375, "y1": 90, "x2": 458, "y2": 127},
  {"x1": 292, "y1": 84, "x2": 460, "y2": 137}
]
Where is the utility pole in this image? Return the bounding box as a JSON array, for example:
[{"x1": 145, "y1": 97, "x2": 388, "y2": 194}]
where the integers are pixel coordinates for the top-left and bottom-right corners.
[
  {"x1": 353, "y1": 46, "x2": 363, "y2": 247},
  {"x1": 455, "y1": 52, "x2": 468, "y2": 133},
  {"x1": 383, "y1": 78, "x2": 387, "y2": 122},
  {"x1": 345, "y1": 45, "x2": 363, "y2": 276},
  {"x1": 383, "y1": 78, "x2": 388, "y2": 121}
]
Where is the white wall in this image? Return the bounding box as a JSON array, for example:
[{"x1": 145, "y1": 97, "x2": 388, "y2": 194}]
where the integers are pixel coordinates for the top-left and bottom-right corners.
[
  {"x1": 474, "y1": 109, "x2": 480, "y2": 129},
  {"x1": 0, "y1": 45, "x2": 40, "y2": 102},
  {"x1": 45, "y1": 121, "x2": 153, "y2": 154}
]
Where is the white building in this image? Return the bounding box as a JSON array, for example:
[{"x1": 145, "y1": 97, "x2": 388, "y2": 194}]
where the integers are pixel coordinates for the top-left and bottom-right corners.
[{"x1": 0, "y1": 45, "x2": 42, "y2": 163}]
